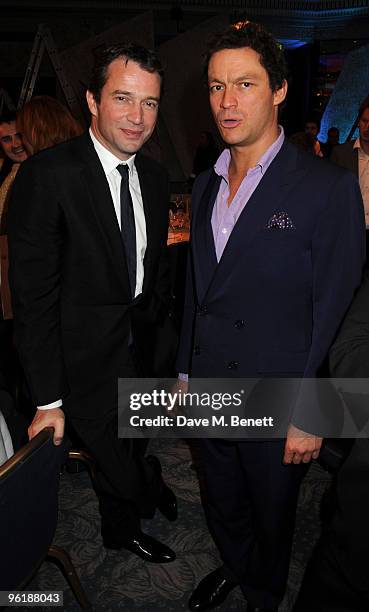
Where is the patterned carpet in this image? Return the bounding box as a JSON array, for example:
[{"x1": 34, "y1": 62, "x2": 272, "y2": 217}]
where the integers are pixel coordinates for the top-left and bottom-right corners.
[{"x1": 29, "y1": 438, "x2": 331, "y2": 611}]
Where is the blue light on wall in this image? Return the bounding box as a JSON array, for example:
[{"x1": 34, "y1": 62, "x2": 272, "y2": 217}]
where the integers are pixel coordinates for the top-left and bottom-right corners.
[
  {"x1": 278, "y1": 39, "x2": 307, "y2": 50},
  {"x1": 319, "y1": 43, "x2": 369, "y2": 143}
]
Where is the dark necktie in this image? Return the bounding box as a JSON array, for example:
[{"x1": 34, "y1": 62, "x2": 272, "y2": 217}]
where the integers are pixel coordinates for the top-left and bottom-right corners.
[{"x1": 117, "y1": 164, "x2": 137, "y2": 298}]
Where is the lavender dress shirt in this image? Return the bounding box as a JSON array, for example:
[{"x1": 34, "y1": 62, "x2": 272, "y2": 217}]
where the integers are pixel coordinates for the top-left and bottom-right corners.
[{"x1": 212, "y1": 127, "x2": 285, "y2": 261}]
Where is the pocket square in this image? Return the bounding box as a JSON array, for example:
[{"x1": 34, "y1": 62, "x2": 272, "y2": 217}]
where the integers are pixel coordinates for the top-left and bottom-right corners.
[{"x1": 265, "y1": 211, "x2": 296, "y2": 230}]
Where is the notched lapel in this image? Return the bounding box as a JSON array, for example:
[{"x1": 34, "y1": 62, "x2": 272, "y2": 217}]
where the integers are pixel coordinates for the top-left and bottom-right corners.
[
  {"x1": 192, "y1": 170, "x2": 221, "y2": 301},
  {"x1": 135, "y1": 154, "x2": 164, "y2": 295},
  {"x1": 80, "y1": 136, "x2": 131, "y2": 295},
  {"x1": 202, "y1": 141, "x2": 307, "y2": 297}
]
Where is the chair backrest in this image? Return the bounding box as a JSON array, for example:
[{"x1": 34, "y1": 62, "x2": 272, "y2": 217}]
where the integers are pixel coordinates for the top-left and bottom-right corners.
[{"x1": 0, "y1": 428, "x2": 66, "y2": 589}]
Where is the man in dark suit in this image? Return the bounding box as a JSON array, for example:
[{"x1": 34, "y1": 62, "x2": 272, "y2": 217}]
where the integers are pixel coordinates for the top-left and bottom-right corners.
[
  {"x1": 176, "y1": 22, "x2": 365, "y2": 611},
  {"x1": 294, "y1": 271, "x2": 369, "y2": 612},
  {"x1": 332, "y1": 96, "x2": 369, "y2": 261},
  {"x1": 8, "y1": 44, "x2": 177, "y2": 563}
]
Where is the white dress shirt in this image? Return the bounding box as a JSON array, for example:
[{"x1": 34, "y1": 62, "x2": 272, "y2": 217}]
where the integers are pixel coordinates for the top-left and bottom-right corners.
[{"x1": 38, "y1": 129, "x2": 147, "y2": 410}]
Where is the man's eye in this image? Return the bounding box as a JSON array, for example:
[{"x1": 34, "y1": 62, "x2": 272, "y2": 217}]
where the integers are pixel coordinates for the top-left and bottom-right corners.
[
  {"x1": 1, "y1": 136, "x2": 11, "y2": 143},
  {"x1": 145, "y1": 101, "x2": 158, "y2": 109},
  {"x1": 116, "y1": 96, "x2": 128, "y2": 102},
  {"x1": 241, "y1": 82, "x2": 251, "y2": 88},
  {"x1": 209, "y1": 85, "x2": 223, "y2": 93}
]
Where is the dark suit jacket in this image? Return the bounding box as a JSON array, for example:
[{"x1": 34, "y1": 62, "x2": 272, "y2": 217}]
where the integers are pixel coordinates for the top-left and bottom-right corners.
[
  {"x1": 331, "y1": 140, "x2": 358, "y2": 177},
  {"x1": 322, "y1": 274, "x2": 369, "y2": 592},
  {"x1": 8, "y1": 132, "x2": 176, "y2": 417},
  {"x1": 176, "y1": 140, "x2": 365, "y2": 433}
]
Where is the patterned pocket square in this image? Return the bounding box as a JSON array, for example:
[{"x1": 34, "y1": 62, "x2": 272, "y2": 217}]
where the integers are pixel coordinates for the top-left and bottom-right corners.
[{"x1": 265, "y1": 210, "x2": 296, "y2": 230}]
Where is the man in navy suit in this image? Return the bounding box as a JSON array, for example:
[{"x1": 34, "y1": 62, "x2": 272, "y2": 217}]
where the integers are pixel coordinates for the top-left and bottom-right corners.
[{"x1": 176, "y1": 22, "x2": 365, "y2": 611}]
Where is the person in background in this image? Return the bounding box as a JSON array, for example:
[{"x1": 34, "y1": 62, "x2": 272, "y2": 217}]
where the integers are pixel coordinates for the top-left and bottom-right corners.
[
  {"x1": 188, "y1": 130, "x2": 219, "y2": 190},
  {"x1": 193, "y1": 130, "x2": 219, "y2": 176},
  {"x1": 304, "y1": 118, "x2": 323, "y2": 157},
  {"x1": 1, "y1": 98, "x2": 83, "y2": 451},
  {"x1": 16, "y1": 95, "x2": 83, "y2": 157},
  {"x1": 331, "y1": 96, "x2": 369, "y2": 263},
  {"x1": 289, "y1": 131, "x2": 316, "y2": 155},
  {"x1": 0, "y1": 112, "x2": 27, "y2": 231},
  {"x1": 0, "y1": 111, "x2": 27, "y2": 174},
  {"x1": 321, "y1": 126, "x2": 340, "y2": 159},
  {"x1": 0, "y1": 113, "x2": 28, "y2": 455},
  {"x1": 294, "y1": 270, "x2": 369, "y2": 612}
]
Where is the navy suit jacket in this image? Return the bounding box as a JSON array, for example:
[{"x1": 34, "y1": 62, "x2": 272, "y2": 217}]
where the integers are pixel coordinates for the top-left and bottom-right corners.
[{"x1": 176, "y1": 140, "x2": 365, "y2": 433}]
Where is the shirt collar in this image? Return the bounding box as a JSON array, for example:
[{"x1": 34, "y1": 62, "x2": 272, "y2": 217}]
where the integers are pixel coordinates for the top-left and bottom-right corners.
[
  {"x1": 89, "y1": 128, "x2": 136, "y2": 176},
  {"x1": 354, "y1": 137, "x2": 369, "y2": 157},
  {"x1": 214, "y1": 125, "x2": 285, "y2": 180}
]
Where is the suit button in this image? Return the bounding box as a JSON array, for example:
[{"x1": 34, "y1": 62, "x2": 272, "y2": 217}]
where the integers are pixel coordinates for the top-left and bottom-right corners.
[
  {"x1": 227, "y1": 361, "x2": 238, "y2": 370},
  {"x1": 197, "y1": 305, "x2": 208, "y2": 316},
  {"x1": 194, "y1": 345, "x2": 201, "y2": 355},
  {"x1": 234, "y1": 319, "x2": 245, "y2": 329}
]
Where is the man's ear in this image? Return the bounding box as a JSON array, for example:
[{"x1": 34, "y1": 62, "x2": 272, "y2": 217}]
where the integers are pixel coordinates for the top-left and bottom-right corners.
[
  {"x1": 273, "y1": 79, "x2": 288, "y2": 107},
  {"x1": 86, "y1": 90, "x2": 98, "y2": 117}
]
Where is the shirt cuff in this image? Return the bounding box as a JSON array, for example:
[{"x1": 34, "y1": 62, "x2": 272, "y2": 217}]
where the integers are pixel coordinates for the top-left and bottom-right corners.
[
  {"x1": 37, "y1": 399, "x2": 63, "y2": 410},
  {"x1": 178, "y1": 373, "x2": 188, "y2": 382}
]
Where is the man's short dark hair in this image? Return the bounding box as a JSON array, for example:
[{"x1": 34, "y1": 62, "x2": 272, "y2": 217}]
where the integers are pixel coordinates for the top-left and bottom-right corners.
[
  {"x1": 204, "y1": 21, "x2": 288, "y2": 92},
  {"x1": 359, "y1": 95, "x2": 369, "y2": 119},
  {"x1": 88, "y1": 42, "x2": 163, "y2": 104},
  {"x1": 0, "y1": 110, "x2": 16, "y2": 126}
]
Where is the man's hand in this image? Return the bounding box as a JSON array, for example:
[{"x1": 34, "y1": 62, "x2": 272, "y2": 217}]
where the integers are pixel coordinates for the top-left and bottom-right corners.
[
  {"x1": 167, "y1": 378, "x2": 189, "y2": 416},
  {"x1": 28, "y1": 408, "x2": 65, "y2": 446},
  {"x1": 283, "y1": 423, "x2": 323, "y2": 464}
]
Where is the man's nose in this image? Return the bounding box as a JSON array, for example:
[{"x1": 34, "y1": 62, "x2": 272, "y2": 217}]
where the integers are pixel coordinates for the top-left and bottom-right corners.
[
  {"x1": 127, "y1": 102, "x2": 144, "y2": 124},
  {"x1": 12, "y1": 134, "x2": 22, "y2": 148},
  {"x1": 220, "y1": 88, "x2": 237, "y2": 109}
]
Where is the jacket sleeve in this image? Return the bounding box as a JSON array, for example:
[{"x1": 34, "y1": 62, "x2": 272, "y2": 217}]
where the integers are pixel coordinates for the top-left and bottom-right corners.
[
  {"x1": 174, "y1": 175, "x2": 207, "y2": 375},
  {"x1": 291, "y1": 170, "x2": 365, "y2": 433},
  {"x1": 7, "y1": 159, "x2": 70, "y2": 406},
  {"x1": 329, "y1": 270, "x2": 369, "y2": 378}
]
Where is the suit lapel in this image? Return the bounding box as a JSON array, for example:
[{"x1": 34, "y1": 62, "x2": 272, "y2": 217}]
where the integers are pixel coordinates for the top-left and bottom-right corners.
[
  {"x1": 135, "y1": 153, "x2": 163, "y2": 296},
  {"x1": 78, "y1": 133, "x2": 131, "y2": 296},
  {"x1": 195, "y1": 141, "x2": 307, "y2": 300},
  {"x1": 192, "y1": 171, "x2": 221, "y2": 302}
]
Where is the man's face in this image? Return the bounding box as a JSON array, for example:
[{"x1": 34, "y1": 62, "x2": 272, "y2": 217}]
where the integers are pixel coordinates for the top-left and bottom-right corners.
[
  {"x1": 208, "y1": 47, "x2": 286, "y2": 151},
  {"x1": 305, "y1": 122, "x2": 318, "y2": 138},
  {"x1": 86, "y1": 58, "x2": 161, "y2": 160},
  {"x1": 359, "y1": 107, "x2": 369, "y2": 146},
  {"x1": 0, "y1": 121, "x2": 28, "y2": 163}
]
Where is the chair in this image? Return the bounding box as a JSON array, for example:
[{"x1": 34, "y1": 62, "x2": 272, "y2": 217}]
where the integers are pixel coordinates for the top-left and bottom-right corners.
[{"x1": 0, "y1": 427, "x2": 91, "y2": 610}]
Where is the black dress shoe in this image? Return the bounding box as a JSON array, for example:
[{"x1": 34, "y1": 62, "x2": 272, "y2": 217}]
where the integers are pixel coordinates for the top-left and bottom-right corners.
[
  {"x1": 103, "y1": 530, "x2": 176, "y2": 563},
  {"x1": 146, "y1": 454, "x2": 178, "y2": 521},
  {"x1": 188, "y1": 567, "x2": 238, "y2": 610}
]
